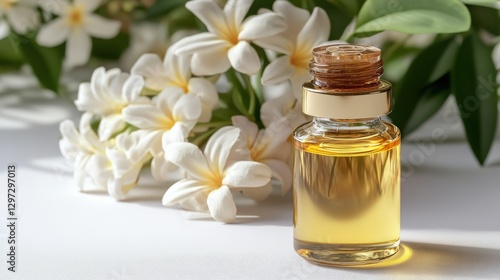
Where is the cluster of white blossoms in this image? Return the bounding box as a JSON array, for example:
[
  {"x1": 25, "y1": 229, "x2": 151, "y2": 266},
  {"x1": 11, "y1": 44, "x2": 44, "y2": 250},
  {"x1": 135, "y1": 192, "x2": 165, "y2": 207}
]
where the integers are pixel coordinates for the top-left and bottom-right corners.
[
  {"x1": 0, "y1": 0, "x2": 121, "y2": 68},
  {"x1": 59, "y1": 0, "x2": 331, "y2": 222}
]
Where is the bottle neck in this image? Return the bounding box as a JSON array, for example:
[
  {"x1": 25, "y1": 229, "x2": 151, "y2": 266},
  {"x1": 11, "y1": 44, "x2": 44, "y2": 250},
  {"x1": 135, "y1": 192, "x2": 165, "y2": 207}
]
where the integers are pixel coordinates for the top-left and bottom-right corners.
[{"x1": 312, "y1": 117, "x2": 385, "y2": 132}]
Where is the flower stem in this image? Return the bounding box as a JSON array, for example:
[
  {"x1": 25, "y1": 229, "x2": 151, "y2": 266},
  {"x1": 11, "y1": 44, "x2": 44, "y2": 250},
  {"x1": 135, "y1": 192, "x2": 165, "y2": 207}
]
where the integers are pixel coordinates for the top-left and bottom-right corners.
[
  {"x1": 242, "y1": 75, "x2": 256, "y2": 120},
  {"x1": 190, "y1": 126, "x2": 220, "y2": 147},
  {"x1": 195, "y1": 121, "x2": 232, "y2": 130},
  {"x1": 226, "y1": 69, "x2": 251, "y2": 118}
]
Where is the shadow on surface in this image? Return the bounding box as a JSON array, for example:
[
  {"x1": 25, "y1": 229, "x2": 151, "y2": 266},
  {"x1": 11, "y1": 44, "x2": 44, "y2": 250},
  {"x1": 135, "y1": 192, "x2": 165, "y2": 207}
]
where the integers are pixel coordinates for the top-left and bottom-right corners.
[
  {"x1": 337, "y1": 242, "x2": 500, "y2": 278},
  {"x1": 232, "y1": 193, "x2": 293, "y2": 226}
]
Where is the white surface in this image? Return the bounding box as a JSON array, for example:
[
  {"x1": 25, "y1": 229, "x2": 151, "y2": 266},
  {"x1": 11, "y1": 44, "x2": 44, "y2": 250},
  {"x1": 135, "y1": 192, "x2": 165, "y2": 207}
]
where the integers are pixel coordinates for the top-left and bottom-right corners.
[{"x1": 0, "y1": 87, "x2": 500, "y2": 280}]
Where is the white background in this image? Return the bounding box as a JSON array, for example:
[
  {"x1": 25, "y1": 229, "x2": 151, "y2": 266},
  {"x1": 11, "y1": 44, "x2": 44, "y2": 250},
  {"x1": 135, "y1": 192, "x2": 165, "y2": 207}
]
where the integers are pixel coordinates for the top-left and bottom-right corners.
[{"x1": 0, "y1": 75, "x2": 499, "y2": 279}]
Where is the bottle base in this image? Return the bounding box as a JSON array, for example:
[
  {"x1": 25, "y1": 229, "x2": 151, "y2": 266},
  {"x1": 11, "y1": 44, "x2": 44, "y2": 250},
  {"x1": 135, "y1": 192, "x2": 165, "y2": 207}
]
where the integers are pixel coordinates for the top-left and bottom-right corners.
[{"x1": 294, "y1": 238, "x2": 400, "y2": 267}]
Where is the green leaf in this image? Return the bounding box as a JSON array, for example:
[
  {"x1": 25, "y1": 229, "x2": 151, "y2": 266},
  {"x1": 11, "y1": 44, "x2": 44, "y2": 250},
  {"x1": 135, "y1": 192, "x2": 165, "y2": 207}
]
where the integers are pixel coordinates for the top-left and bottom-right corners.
[
  {"x1": 142, "y1": 0, "x2": 188, "y2": 20},
  {"x1": 16, "y1": 34, "x2": 63, "y2": 94},
  {"x1": 315, "y1": 0, "x2": 354, "y2": 40},
  {"x1": 468, "y1": 5, "x2": 500, "y2": 35},
  {"x1": 355, "y1": 0, "x2": 471, "y2": 37},
  {"x1": 327, "y1": 0, "x2": 365, "y2": 17},
  {"x1": 166, "y1": 6, "x2": 199, "y2": 36},
  {"x1": 461, "y1": 0, "x2": 499, "y2": 8},
  {"x1": 0, "y1": 35, "x2": 24, "y2": 63},
  {"x1": 451, "y1": 32, "x2": 498, "y2": 165},
  {"x1": 404, "y1": 75, "x2": 452, "y2": 134},
  {"x1": 248, "y1": 0, "x2": 274, "y2": 16},
  {"x1": 91, "y1": 32, "x2": 129, "y2": 60},
  {"x1": 390, "y1": 37, "x2": 459, "y2": 134}
]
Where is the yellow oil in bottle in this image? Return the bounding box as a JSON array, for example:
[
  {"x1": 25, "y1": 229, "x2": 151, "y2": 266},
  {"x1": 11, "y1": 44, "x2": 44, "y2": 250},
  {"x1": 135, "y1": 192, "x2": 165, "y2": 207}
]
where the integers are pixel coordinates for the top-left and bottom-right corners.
[{"x1": 293, "y1": 122, "x2": 400, "y2": 266}]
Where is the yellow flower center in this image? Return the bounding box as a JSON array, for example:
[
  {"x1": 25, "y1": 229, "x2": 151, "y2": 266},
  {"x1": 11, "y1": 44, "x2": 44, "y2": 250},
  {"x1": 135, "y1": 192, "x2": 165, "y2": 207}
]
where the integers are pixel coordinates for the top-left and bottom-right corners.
[
  {"x1": 0, "y1": 0, "x2": 16, "y2": 9},
  {"x1": 205, "y1": 171, "x2": 224, "y2": 190},
  {"x1": 220, "y1": 25, "x2": 240, "y2": 46},
  {"x1": 290, "y1": 49, "x2": 310, "y2": 70},
  {"x1": 162, "y1": 116, "x2": 175, "y2": 129},
  {"x1": 170, "y1": 80, "x2": 189, "y2": 94},
  {"x1": 68, "y1": 5, "x2": 85, "y2": 26}
]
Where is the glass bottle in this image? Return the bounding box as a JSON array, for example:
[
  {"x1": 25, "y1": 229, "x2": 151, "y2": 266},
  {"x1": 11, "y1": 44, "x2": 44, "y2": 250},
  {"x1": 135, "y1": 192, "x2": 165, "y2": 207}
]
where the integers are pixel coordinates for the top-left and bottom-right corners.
[{"x1": 293, "y1": 44, "x2": 401, "y2": 266}]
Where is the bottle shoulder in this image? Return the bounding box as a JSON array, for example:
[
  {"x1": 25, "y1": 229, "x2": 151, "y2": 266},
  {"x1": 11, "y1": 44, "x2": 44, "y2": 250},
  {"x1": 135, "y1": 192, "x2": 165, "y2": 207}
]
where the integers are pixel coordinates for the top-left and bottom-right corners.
[{"x1": 293, "y1": 121, "x2": 401, "y2": 156}]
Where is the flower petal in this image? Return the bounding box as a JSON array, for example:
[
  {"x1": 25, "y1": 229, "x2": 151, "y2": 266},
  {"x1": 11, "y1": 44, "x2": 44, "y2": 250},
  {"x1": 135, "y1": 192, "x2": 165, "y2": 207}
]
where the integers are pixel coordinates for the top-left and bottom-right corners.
[
  {"x1": 297, "y1": 7, "x2": 330, "y2": 51},
  {"x1": 105, "y1": 147, "x2": 131, "y2": 178},
  {"x1": 190, "y1": 47, "x2": 231, "y2": 76},
  {"x1": 122, "y1": 104, "x2": 169, "y2": 130},
  {"x1": 85, "y1": 154, "x2": 112, "y2": 189},
  {"x1": 179, "y1": 191, "x2": 209, "y2": 212},
  {"x1": 162, "y1": 122, "x2": 188, "y2": 147},
  {"x1": 122, "y1": 74, "x2": 144, "y2": 102},
  {"x1": 273, "y1": 0, "x2": 309, "y2": 41},
  {"x1": 75, "y1": 82, "x2": 102, "y2": 113},
  {"x1": 164, "y1": 42, "x2": 191, "y2": 84},
  {"x1": 175, "y1": 33, "x2": 230, "y2": 55},
  {"x1": 204, "y1": 126, "x2": 241, "y2": 172},
  {"x1": 60, "y1": 119, "x2": 80, "y2": 144},
  {"x1": 36, "y1": 18, "x2": 69, "y2": 47},
  {"x1": 241, "y1": 183, "x2": 272, "y2": 201},
  {"x1": 228, "y1": 41, "x2": 261, "y2": 75},
  {"x1": 222, "y1": 160, "x2": 271, "y2": 188},
  {"x1": 262, "y1": 159, "x2": 292, "y2": 194},
  {"x1": 154, "y1": 87, "x2": 183, "y2": 116},
  {"x1": 290, "y1": 67, "x2": 311, "y2": 99},
  {"x1": 173, "y1": 93, "x2": 201, "y2": 122},
  {"x1": 162, "y1": 179, "x2": 208, "y2": 206},
  {"x1": 231, "y1": 115, "x2": 258, "y2": 148},
  {"x1": 65, "y1": 28, "x2": 91, "y2": 68},
  {"x1": 73, "y1": 157, "x2": 89, "y2": 190},
  {"x1": 239, "y1": 13, "x2": 287, "y2": 41},
  {"x1": 224, "y1": 0, "x2": 252, "y2": 28},
  {"x1": 77, "y1": 0, "x2": 100, "y2": 12},
  {"x1": 78, "y1": 112, "x2": 102, "y2": 149},
  {"x1": 493, "y1": 43, "x2": 500, "y2": 69},
  {"x1": 253, "y1": 34, "x2": 292, "y2": 54},
  {"x1": 135, "y1": 130, "x2": 163, "y2": 156},
  {"x1": 151, "y1": 152, "x2": 177, "y2": 181},
  {"x1": 253, "y1": 123, "x2": 292, "y2": 162},
  {"x1": 84, "y1": 14, "x2": 121, "y2": 39},
  {"x1": 164, "y1": 142, "x2": 212, "y2": 181},
  {"x1": 261, "y1": 55, "x2": 295, "y2": 85},
  {"x1": 188, "y1": 77, "x2": 219, "y2": 107},
  {"x1": 185, "y1": 0, "x2": 226, "y2": 35},
  {"x1": 6, "y1": 6, "x2": 39, "y2": 34},
  {"x1": 0, "y1": 21, "x2": 8, "y2": 40},
  {"x1": 207, "y1": 185, "x2": 237, "y2": 222},
  {"x1": 98, "y1": 114, "x2": 125, "y2": 141},
  {"x1": 107, "y1": 179, "x2": 127, "y2": 201},
  {"x1": 188, "y1": 78, "x2": 218, "y2": 123},
  {"x1": 131, "y1": 53, "x2": 169, "y2": 91}
]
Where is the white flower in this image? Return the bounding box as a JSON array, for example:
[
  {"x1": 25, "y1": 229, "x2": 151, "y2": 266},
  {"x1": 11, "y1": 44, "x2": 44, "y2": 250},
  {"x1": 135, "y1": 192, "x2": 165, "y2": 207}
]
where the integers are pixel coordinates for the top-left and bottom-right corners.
[
  {"x1": 131, "y1": 44, "x2": 218, "y2": 123},
  {"x1": 493, "y1": 43, "x2": 500, "y2": 95},
  {"x1": 260, "y1": 92, "x2": 307, "y2": 131},
  {"x1": 123, "y1": 88, "x2": 202, "y2": 181},
  {"x1": 162, "y1": 126, "x2": 272, "y2": 222},
  {"x1": 105, "y1": 131, "x2": 151, "y2": 200},
  {"x1": 60, "y1": 113, "x2": 149, "y2": 200},
  {"x1": 231, "y1": 116, "x2": 292, "y2": 200},
  {"x1": 175, "y1": 0, "x2": 287, "y2": 75},
  {"x1": 0, "y1": 0, "x2": 39, "y2": 35},
  {"x1": 255, "y1": 1, "x2": 330, "y2": 98},
  {"x1": 59, "y1": 112, "x2": 112, "y2": 190},
  {"x1": 0, "y1": 20, "x2": 8, "y2": 40},
  {"x1": 119, "y1": 23, "x2": 169, "y2": 71},
  {"x1": 36, "y1": 0, "x2": 121, "y2": 68},
  {"x1": 74, "y1": 67, "x2": 149, "y2": 141}
]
